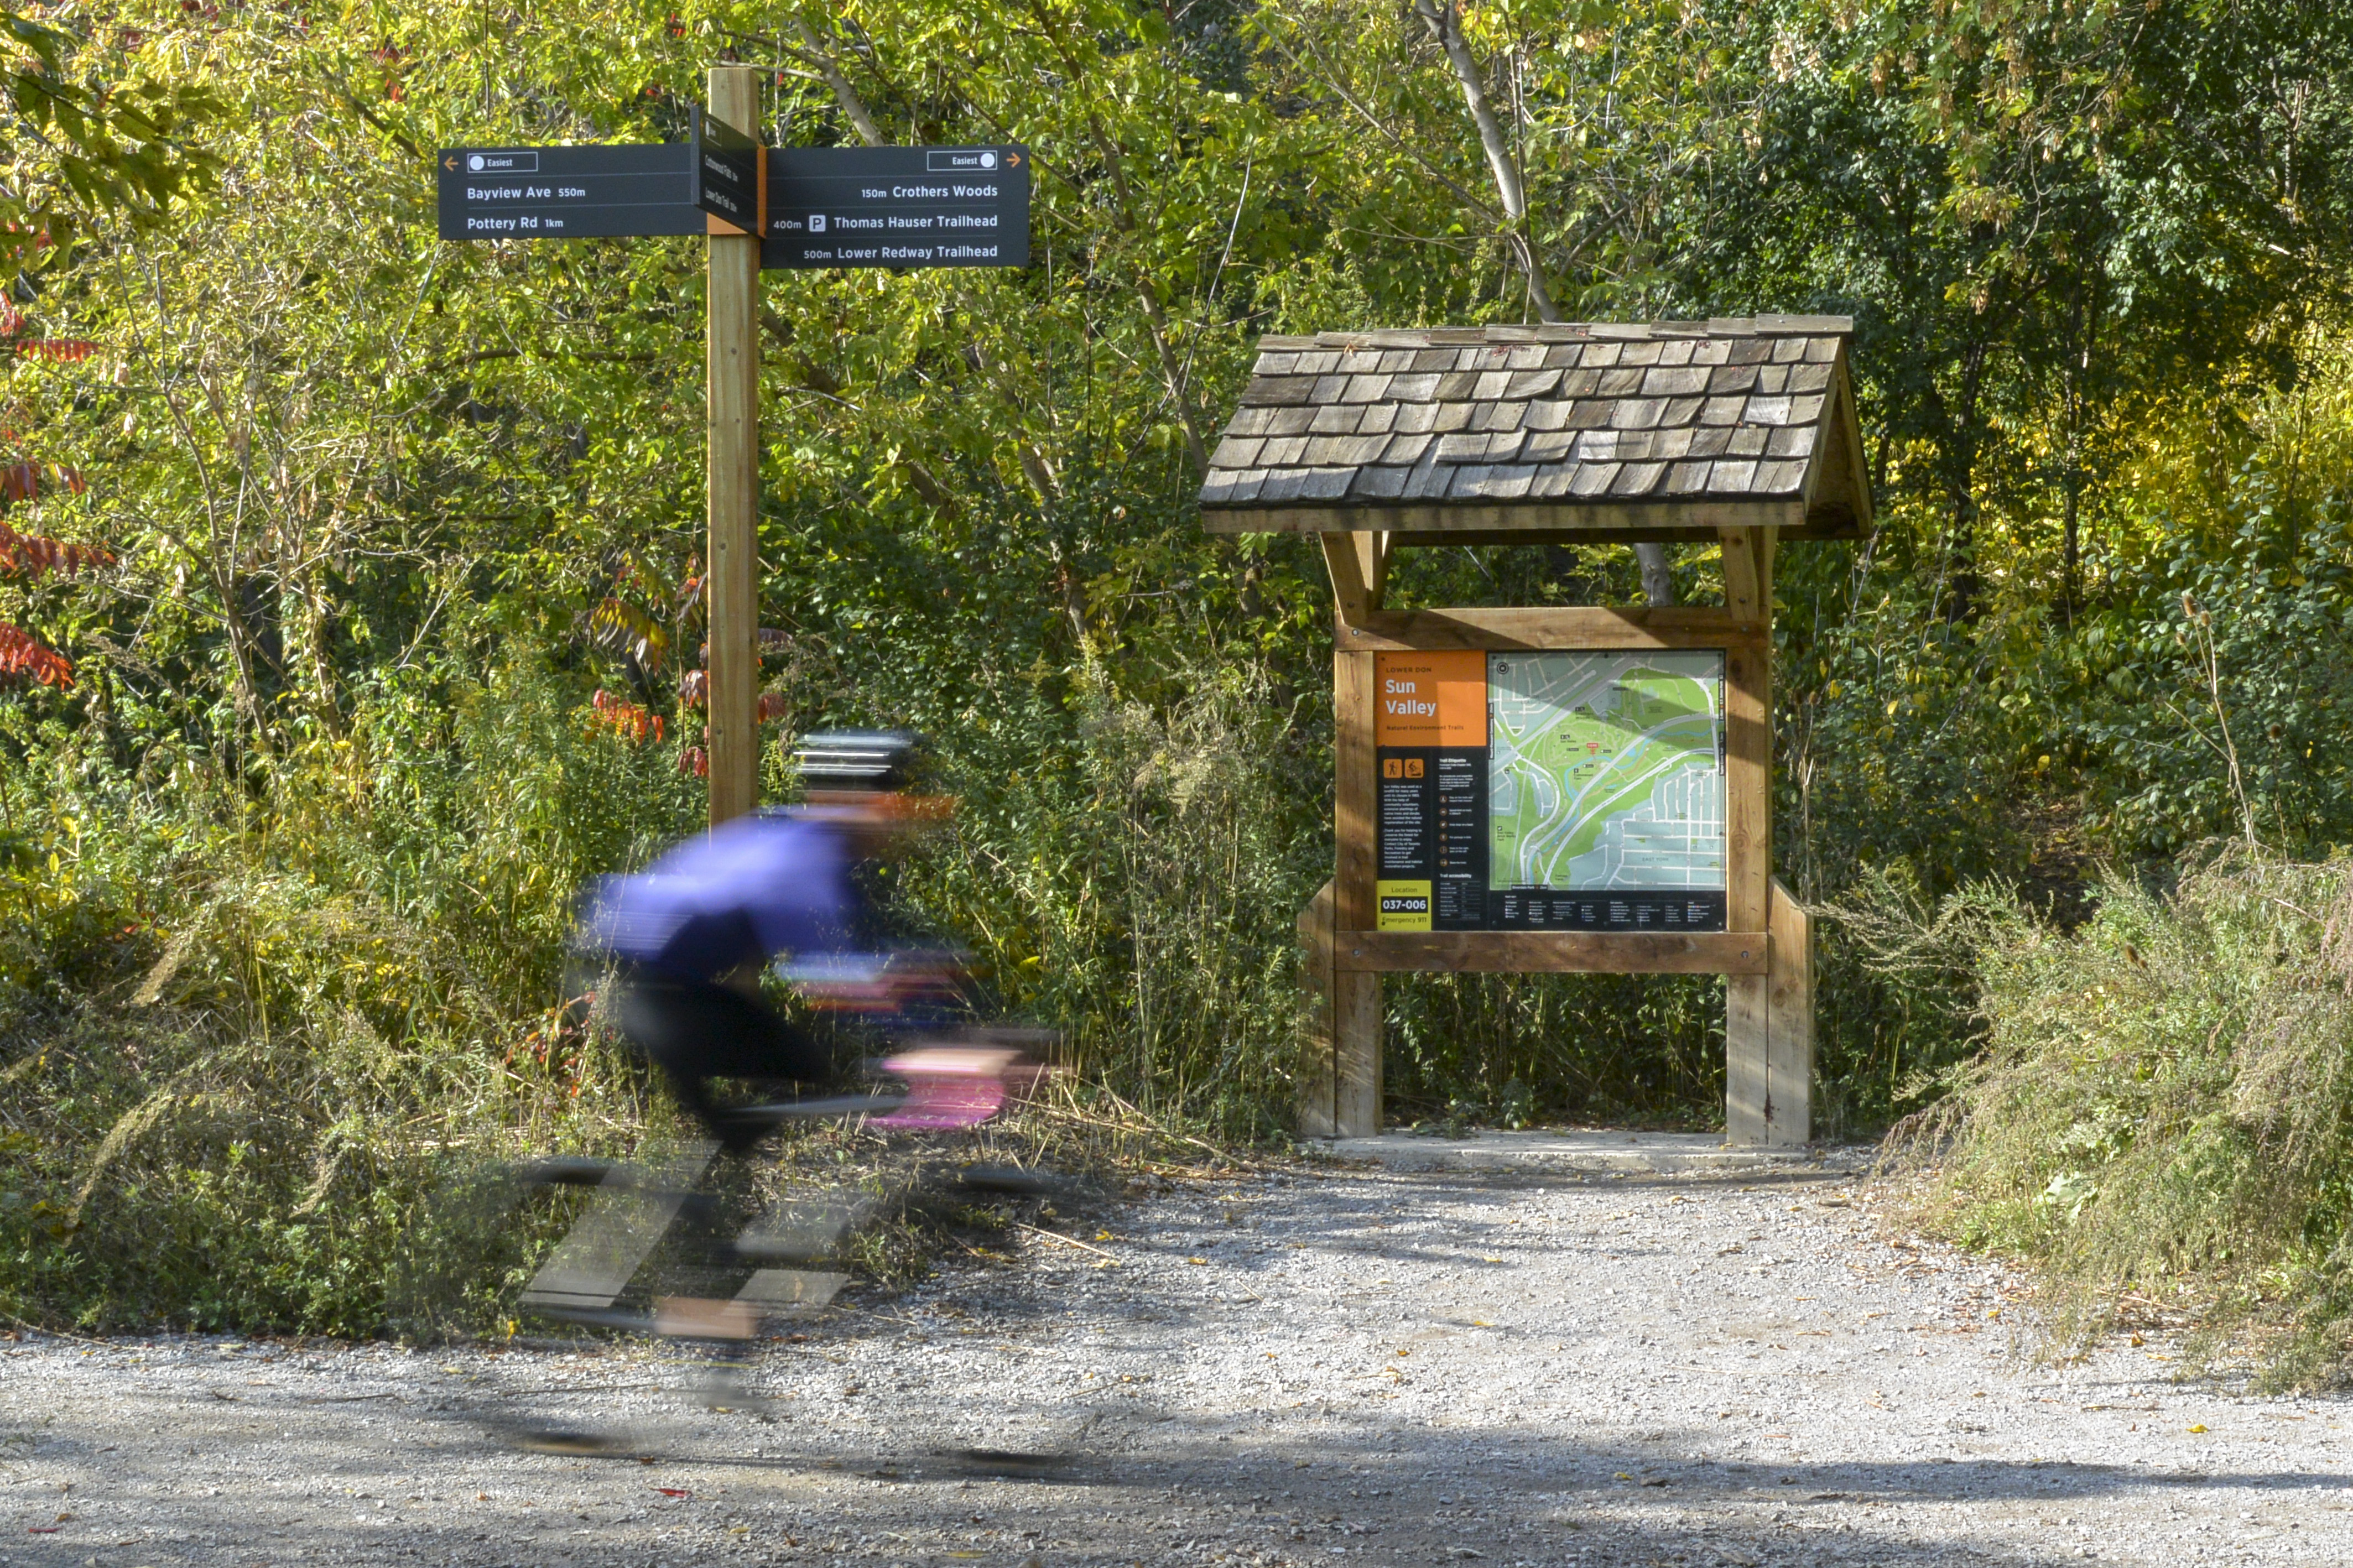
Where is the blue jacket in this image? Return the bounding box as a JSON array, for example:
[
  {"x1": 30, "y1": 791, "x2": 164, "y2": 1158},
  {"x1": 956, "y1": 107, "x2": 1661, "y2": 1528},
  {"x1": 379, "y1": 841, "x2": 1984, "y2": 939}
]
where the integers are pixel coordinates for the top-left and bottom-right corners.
[{"x1": 581, "y1": 811, "x2": 855, "y2": 981}]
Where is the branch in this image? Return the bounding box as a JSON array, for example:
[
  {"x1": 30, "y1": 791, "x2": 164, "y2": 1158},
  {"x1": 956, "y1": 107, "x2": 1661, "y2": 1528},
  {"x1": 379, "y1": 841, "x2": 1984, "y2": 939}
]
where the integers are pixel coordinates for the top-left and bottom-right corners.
[
  {"x1": 788, "y1": 18, "x2": 886, "y2": 147},
  {"x1": 1261, "y1": 24, "x2": 1502, "y2": 225},
  {"x1": 1407, "y1": 0, "x2": 1560, "y2": 321}
]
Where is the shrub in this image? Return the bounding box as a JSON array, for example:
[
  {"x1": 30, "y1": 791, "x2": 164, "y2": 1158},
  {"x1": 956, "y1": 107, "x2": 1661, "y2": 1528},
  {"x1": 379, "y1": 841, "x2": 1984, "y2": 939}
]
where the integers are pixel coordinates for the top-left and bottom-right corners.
[{"x1": 1878, "y1": 850, "x2": 2353, "y2": 1388}]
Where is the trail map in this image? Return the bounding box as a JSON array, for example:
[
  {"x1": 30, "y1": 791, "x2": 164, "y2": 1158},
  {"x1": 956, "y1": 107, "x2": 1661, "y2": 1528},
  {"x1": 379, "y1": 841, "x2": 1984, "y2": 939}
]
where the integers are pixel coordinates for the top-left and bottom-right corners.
[{"x1": 1488, "y1": 652, "x2": 1725, "y2": 892}]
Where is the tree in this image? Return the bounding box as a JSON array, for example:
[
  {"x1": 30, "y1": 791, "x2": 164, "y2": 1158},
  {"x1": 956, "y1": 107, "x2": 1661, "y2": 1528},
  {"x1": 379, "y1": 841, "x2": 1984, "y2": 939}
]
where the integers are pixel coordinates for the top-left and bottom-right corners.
[{"x1": 2, "y1": 6, "x2": 216, "y2": 268}]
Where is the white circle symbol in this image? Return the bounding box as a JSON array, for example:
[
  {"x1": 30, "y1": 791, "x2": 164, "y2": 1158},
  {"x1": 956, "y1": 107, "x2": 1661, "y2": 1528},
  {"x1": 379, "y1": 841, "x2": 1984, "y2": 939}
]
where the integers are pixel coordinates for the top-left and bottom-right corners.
[
  {"x1": 980, "y1": 151, "x2": 997, "y2": 169},
  {"x1": 468, "y1": 155, "x2": 485, "y2": 171}
]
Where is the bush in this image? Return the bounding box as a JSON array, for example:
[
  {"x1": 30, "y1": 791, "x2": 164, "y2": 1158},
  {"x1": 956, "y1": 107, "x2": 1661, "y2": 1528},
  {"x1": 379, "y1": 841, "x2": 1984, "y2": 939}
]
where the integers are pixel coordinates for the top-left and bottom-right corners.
[
  {"x1": 1878, "y1": 850, "x2": 2353, "y2": 1388},
  {"x1": 0, "y1": 656, "x2": 682, "y2": 1334}
]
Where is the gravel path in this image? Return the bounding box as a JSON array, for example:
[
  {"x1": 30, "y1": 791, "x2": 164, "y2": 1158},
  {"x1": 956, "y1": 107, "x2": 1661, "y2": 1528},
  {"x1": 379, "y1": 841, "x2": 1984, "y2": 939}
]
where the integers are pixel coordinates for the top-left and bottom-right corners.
[{"x1": 6, "y1": 1156, "x2": 2350, "y2": 1566}]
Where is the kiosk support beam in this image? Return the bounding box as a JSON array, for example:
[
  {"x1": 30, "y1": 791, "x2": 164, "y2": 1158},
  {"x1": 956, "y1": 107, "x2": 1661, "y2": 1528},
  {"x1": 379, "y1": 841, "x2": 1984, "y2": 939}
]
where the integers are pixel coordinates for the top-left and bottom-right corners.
[
  {"x1": 1765, "y1": 876, "x2": 1815, "y2": 1142},
  {"x1": 705, "y1": 65, "x2": 762, "y2": 825},
  {"x1": 1319, "y1": 530, "x2": 1389, "y2": 621},
  {"x1": 1720, "y1": 524, "x2": 1795, "y2": 1142},
  {"x1": 1297, "y1": 879, "x2": 1340, "y2": 1138},
  {"x1": 1330, "y1": 644, "x2": 1383, "y2": 1137}
]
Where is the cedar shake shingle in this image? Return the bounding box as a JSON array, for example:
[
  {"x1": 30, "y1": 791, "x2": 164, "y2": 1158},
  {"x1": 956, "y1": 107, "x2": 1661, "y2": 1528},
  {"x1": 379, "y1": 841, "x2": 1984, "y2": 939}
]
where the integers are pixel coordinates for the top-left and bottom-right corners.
[{"x1": 1198, "y1": 317, "x2": 1863, "y2": 526}]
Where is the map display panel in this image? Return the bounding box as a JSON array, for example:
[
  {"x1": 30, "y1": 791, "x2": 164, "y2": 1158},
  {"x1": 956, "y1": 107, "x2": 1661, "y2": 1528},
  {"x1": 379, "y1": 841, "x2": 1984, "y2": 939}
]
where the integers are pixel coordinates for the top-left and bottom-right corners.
[{"x1": 1488, "y1": 651, "x2": 1725, "y2": 895}]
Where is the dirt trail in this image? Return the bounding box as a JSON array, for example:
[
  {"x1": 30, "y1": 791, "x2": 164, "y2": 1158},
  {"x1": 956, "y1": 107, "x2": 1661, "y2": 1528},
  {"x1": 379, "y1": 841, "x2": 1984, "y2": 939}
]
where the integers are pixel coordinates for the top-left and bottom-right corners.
[{"x1": 5, "y1": 1157, "x2": 2350, "y2": 1566}]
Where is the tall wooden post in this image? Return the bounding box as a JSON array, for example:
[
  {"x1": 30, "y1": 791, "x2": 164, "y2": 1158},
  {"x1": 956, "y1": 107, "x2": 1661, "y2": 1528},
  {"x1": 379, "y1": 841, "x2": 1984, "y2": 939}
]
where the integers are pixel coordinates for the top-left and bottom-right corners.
[
  {"x1": 1330, "y1": 642, "x2": 1383, "y2": 1136},
  {"x1": 704, "y1": 65, "x2": 762, "y2": 825},
  {"x1": 1766, "y1": 876, "x2": 1815, "y2": 1142},
  {"x1": 1297, "y1": 879, "x2": 1340, "y2": 1138},
  {"x1": 1721, "y1": 525, "x2": 1797, "y2": 1143}
]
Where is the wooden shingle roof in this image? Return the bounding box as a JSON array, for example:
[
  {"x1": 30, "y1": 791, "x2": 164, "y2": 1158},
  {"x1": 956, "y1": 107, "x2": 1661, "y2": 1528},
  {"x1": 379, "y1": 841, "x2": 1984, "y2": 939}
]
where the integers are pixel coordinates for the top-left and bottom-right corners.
[{"x1": 1198, "y1": 317, "x2": 1870, "y2": 543}]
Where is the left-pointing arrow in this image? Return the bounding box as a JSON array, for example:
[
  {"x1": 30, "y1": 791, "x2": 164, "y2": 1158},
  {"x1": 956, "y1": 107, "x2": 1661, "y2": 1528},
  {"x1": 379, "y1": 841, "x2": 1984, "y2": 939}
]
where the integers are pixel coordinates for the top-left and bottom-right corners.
[{"x1": 444, "y1": 155, "x2": 459, "y2": 170}]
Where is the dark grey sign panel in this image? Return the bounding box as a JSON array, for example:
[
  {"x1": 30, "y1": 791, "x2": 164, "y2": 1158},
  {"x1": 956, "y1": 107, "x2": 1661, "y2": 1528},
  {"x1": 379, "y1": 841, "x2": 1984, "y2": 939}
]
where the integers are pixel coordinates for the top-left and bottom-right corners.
[
  {"x1": 692, "y1": 107, "x2": 764, "y2": 236},
  {"x1": 761, "y1": 146, "x2": 1029, "y2": 270},
  {"x1": 436, "y1": 144, "x2": 701, "y2": 239}
]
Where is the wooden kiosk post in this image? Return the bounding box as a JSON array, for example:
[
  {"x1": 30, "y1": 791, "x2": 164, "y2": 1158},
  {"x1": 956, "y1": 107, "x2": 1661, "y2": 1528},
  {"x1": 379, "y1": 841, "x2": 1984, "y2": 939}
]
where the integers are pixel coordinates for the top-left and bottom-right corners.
[{"x1": 1207, "y1": 318, "x2": 1871, "y2": 1145}]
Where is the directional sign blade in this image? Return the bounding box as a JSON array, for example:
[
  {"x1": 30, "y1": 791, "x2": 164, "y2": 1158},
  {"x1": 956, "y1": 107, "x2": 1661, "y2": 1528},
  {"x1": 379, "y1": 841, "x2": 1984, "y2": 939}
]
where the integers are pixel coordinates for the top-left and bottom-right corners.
[
  {"x1": 761, "y1": 146, "x2": 1030, "y2": 270},
  {"x1": 436, "y1": 145, "x2": 701, "y2": 240},
  {"x1": 693, "y1": 106, "x2": 766, "y2": 237}
]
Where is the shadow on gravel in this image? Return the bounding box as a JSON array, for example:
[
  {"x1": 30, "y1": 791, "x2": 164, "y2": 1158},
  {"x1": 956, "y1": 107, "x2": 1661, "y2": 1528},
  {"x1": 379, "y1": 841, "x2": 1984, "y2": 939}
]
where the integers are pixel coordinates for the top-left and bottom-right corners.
[{"x1": 1179, "y1": 1166, "x2": 1860, "y2": 1282}]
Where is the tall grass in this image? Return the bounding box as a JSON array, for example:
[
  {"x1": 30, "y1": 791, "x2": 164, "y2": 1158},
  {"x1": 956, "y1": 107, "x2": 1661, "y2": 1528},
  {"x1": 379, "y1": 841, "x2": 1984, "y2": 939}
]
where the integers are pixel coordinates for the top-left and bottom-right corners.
[
  {"x1": 1, "y1": 650, "x2": 1335, "y2": 1332},
  {"x1": 912, "y1": 660, "x2": 1327, "y2": 1141},
  {"x1": 1876, "y1": 850, "x2": 2353, "y2": 1387},
  {"x1": 0, "y1": 654, "x2": 691, "y2": 1333}
]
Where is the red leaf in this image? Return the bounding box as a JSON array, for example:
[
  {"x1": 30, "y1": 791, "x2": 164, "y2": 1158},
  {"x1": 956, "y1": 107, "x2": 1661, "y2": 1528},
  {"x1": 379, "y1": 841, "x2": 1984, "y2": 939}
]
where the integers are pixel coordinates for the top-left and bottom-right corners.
[
  {"x1": 0, "y1": 465, "x2": 89, "y2": 507},
  {"x1": 20, "y1": 340, "x2": 98, "y2": 363},
  {"x1": 0, "y1": 623, "x2": 74, "y2": 689},
  {"x1": 586, "y1": 689, "x2": 663, "y2": 744},
  {"x1": 654, "y1": 1487, "x2": 690, "y2": 1497},
  {"x1": 0, "y1": 520, "x2": 114, "y2": 578}
]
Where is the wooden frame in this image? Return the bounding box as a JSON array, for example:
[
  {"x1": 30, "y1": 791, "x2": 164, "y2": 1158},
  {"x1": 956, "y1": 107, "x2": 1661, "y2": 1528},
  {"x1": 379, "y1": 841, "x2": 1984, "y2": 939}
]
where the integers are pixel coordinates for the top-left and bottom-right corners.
[{"x1": 1296, "y1": 524, "x2": 1814, "y2": 1147}]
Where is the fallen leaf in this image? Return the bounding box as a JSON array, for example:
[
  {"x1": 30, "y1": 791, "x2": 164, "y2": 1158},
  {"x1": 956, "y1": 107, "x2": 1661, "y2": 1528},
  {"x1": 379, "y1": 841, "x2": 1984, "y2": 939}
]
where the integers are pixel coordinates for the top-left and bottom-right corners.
[
  {"x1": 1187, "y1": 1257, "x2": 1209, "y2": 1265},
  {"x1": 25, "y1": 1527, "x2": 59, "y2": 1535},
  {"x1": 2188, "y1": 1424, "x2": 2208, "y2": 1434},
  {"x1": 655, "y1": 1487, "x2": 691, "y2": 1498}
]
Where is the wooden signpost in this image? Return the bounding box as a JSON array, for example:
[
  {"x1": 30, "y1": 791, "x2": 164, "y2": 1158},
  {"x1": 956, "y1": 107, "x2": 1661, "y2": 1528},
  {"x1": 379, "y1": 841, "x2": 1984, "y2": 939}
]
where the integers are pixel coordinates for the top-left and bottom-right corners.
[
  {"x1": 435, "y1": 66, "x2": 1029, "y2": 825},
  {"x1": 1198, "y1": 318, "x2": 1871, "y2": 1145},
  {"x1": 701, "y1": 68, "x2": 764, "y2": 823}
]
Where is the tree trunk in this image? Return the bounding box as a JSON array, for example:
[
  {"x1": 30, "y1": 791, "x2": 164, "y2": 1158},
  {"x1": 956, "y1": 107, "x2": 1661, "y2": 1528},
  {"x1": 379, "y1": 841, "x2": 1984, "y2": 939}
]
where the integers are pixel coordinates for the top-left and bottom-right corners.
[
  {"x1": 1410, "y1": 0, "x2": 1672, "y2": 606},
  {"x1": 1409, "y1": 0, "x2": 1561, "y2": 321}
]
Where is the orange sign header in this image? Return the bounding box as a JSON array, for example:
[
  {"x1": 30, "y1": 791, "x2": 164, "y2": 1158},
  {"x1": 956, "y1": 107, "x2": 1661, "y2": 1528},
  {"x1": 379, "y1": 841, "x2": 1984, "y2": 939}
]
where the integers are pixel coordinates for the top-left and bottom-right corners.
[{"x1": 1374, "y1": 650, "x2": 1486, "y2": 747}]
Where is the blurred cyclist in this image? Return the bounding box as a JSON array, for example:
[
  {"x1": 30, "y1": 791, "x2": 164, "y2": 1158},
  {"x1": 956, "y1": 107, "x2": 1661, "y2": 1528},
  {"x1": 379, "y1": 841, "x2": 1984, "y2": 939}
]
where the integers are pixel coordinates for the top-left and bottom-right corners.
[{"x1": 580, "y1": 730, "x2": 961, "y2": 1152}]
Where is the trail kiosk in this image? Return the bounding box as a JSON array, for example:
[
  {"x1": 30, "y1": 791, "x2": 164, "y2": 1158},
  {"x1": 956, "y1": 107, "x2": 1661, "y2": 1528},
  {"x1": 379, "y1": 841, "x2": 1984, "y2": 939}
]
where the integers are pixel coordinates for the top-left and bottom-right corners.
[{"x1": 1198, "y1": 317, "x2": 1870, "y2": 1145}]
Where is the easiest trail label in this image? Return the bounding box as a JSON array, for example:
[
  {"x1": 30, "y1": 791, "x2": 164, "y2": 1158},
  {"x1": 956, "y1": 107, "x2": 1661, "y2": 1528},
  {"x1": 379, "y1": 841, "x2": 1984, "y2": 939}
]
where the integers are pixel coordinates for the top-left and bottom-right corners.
[{"x1": 1374, "y1": 649, "x2": 1729, "y2": 933}]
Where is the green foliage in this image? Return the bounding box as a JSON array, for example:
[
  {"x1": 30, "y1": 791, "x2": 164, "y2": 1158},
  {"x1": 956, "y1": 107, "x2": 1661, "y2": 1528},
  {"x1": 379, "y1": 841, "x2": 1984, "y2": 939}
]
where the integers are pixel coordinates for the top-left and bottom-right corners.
[
  {"x1": 1, "y1": 4, "x2": 218, "y2": 267},
  {"x1": 2, "y1": 0, "x2": 2352, "y2": 1343},
  {"x1": 1882, "y1": 852, "x2": 2353, "y2": 1389},
  {"x1": 913, "y1": 659, "x2": 1326, "y2": 1138}
]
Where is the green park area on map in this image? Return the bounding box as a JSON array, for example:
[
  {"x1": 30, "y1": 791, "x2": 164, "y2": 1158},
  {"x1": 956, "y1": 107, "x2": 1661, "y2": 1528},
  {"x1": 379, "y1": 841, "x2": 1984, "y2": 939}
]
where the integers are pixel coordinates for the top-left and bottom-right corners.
[{"x1": 1488, "y1": 651, "x2": 1726, "y2": 892}]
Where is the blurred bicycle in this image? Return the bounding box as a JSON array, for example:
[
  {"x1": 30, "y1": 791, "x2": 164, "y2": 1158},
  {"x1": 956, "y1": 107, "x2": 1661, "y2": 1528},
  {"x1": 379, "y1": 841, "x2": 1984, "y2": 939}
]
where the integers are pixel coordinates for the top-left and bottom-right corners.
[{"x1": 443, "y1": 732, "x2": 1058, "y2": 1455}]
